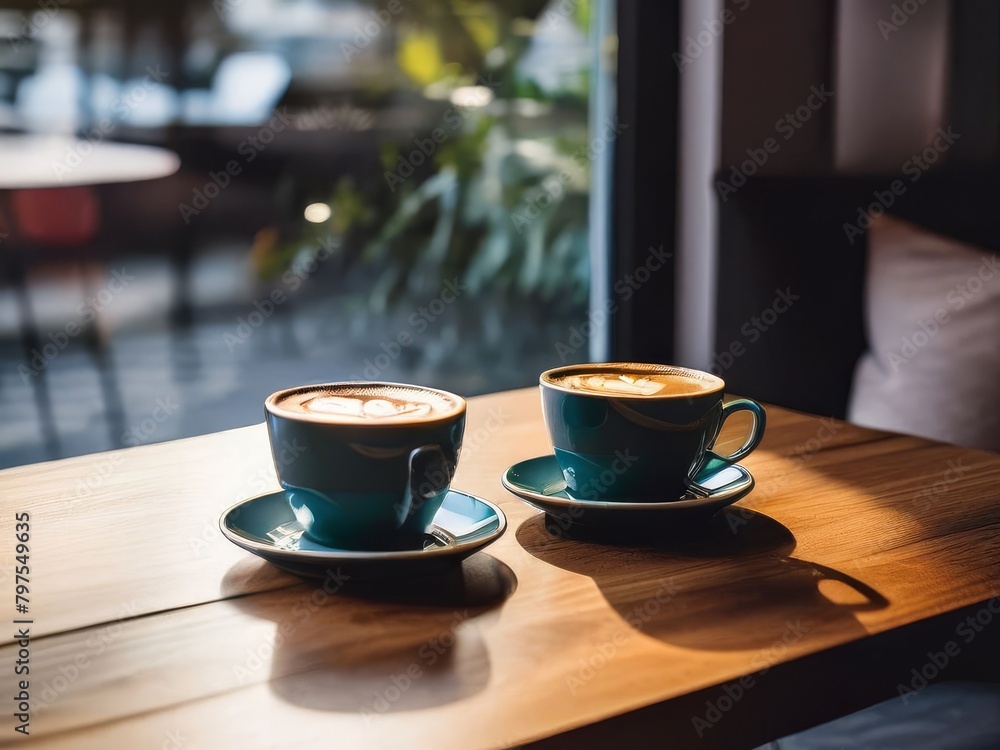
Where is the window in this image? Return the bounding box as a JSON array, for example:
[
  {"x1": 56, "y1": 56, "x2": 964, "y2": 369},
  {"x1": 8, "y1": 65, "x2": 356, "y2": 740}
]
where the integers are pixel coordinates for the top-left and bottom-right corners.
[{"x1": 0, "y1": 0, "x2": 609, "y2": 466}]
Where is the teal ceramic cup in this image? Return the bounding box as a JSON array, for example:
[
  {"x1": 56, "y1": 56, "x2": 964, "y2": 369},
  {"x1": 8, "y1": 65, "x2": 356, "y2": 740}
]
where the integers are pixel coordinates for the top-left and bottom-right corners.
[
  {"x1": 539, "y1": 363, "x2": 765, "y2": 501},
  {"x1": 264, "y1": 382, "x2": 466, "y2": 549}
]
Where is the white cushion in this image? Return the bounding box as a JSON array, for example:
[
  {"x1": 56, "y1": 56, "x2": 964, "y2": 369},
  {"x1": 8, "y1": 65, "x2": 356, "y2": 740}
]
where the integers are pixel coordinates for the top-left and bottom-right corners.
[{"x1": 848, "y1": 214, "x2": 1000, "y2": 452}]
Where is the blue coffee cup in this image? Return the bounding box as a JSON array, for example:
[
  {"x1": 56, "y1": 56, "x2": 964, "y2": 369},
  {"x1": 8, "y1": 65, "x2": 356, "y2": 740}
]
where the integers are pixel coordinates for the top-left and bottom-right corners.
[
  {"x1": 540, "y1": 363, "x2": 765, "y2": 500},
  {"x1": 264, "y1": 382, "x2": 466, "y2": 549}
]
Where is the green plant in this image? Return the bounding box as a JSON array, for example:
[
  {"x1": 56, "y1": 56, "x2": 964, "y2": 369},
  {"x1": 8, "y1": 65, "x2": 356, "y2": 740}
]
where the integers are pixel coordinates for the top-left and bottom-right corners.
[{"x1": 271, "y1": 0, "x2": 593, "y2": 318}]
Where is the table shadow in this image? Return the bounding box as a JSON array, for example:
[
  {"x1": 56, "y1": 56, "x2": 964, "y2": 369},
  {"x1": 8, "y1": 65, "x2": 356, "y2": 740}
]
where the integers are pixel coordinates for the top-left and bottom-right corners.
[
  {"x1": 516, "y1": 507, "x2": 888, "y2": 651},
  {"x1": 222, "y1": 552, "x2": 516, "y2": 714}
]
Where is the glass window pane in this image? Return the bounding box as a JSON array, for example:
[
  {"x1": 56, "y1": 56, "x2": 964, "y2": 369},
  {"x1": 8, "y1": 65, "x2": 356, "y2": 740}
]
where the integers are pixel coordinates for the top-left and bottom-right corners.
[{"x1": 0, "y1": 0, "x2": 608, "y2": 466}]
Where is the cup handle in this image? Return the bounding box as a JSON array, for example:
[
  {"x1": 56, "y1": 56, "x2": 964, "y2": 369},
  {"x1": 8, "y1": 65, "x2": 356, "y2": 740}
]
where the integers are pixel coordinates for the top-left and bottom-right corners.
[
  {"x1": 696, "y1": 399, "x2": 767, "y2": 480},
  {"x1": 395, "y1": 445, "x2": 451, "y2": 524}
]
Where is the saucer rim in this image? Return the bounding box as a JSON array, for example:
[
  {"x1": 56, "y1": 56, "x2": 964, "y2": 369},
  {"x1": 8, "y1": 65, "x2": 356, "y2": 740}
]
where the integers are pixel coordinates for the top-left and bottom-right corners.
[
  {"x1": 500, "y1": 454, "x2": 754, "y2": 510},
  {"x1": 219, "y1": 488, "x2": 507, "y2": 561}
]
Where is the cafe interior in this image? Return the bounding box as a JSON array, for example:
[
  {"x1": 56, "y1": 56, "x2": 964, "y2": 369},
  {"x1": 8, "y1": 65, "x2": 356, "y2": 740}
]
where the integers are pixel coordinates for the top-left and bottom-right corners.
[{"x1": 1, "y1": 0, "x2": 998, "y2": 748}]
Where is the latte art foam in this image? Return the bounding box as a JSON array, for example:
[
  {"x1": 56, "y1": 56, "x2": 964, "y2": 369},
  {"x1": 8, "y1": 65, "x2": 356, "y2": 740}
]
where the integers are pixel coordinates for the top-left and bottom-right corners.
[
  {"x1": 270, "y1": 384, "x2": 462, "y2": 424},
  {"x1": 550, "y1": 370, "x2": 716, "y2": 397},
  {"x1": 560, "y1": 374, "x2": 668, "y2": 396},
  {"x1": 301, "y1": 395, "x2": 433, "y2": 420}
]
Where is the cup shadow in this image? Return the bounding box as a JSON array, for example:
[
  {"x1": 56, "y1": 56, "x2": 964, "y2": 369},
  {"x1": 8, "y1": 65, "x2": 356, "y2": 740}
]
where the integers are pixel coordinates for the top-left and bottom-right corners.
[
  {"x1": 516, "y1": 507, "x2": 888, "y2": 651},
  {"x1": 221, "y1": 552, "x2": 516, "y2": 714}
]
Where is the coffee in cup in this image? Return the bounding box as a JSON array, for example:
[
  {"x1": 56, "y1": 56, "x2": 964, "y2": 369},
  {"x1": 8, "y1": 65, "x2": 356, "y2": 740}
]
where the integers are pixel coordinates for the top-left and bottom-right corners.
[
  {"x1": 547, "y1": 370, "x2": 717, "y2": 397},
  {"x1": 264, "y1": 382, "x2": 466, "y2": 548},
  {"x1": 539, "y1": 363, "x2": 765, "y2": 501}
]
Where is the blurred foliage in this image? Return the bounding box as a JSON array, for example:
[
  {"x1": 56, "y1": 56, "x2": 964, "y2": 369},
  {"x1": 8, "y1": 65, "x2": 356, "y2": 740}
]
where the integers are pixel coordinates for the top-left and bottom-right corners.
[
  {"x1": 272, "y1": 0, "x2": 592, "y2": 316},
  {"x1": 397, "y1": 33, "x2": 446, "y2": 85}
]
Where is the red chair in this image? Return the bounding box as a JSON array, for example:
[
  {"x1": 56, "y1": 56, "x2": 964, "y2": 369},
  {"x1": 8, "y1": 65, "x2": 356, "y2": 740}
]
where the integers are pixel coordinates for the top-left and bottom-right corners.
[{"x1": 2, "y1": 185, "x2": 124, "y2": 457}]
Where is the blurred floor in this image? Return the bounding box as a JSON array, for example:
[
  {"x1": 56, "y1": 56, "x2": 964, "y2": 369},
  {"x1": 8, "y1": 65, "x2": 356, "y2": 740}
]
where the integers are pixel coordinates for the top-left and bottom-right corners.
[
  {"x1": 757, "y1": 681, "x2": 1000, "y2": 750},
  {"x1": 0, "y1": 245, "x2": 581, "y2": 469}
]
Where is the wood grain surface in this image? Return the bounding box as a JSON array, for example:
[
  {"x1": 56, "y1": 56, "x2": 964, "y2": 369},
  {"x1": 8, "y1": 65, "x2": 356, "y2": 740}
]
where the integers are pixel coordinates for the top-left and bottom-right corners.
[{"x1": 2, "y1": 388, "x2": 999, "y2": 749}]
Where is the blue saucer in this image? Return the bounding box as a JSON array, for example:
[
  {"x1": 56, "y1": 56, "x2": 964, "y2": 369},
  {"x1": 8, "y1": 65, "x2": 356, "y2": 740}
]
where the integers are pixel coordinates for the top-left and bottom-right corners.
[
  {"x1": 220, "y1": 489, "x2": 506, "y2": 579},
  {"x1": 501, "y1": 455, "x2": 755, "y2": 530}
]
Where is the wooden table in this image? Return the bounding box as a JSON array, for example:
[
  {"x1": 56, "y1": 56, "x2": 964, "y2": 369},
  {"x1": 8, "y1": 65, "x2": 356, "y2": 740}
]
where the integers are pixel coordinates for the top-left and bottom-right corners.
[{"x1": 2, "y1": 388, "x2": 1000, "y2": 749}]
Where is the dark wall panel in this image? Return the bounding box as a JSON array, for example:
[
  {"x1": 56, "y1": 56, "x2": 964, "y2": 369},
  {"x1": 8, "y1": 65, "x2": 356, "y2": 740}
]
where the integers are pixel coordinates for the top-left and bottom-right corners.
[
  {"x1": 613, "y1": 0, "x2": 680, "y2": 363},
  {"x1": 720, "y1": 0, "x2": 836, "y2": 175},
  {"x1": 714, "y1": 178, "x2": 868, "y2": 418}
]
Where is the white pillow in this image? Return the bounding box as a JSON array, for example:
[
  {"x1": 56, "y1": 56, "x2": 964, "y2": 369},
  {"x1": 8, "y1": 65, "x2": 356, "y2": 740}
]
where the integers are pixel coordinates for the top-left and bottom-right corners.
[{"x1": 848, "y1": 214, "x2": 1000, "y2": 452}]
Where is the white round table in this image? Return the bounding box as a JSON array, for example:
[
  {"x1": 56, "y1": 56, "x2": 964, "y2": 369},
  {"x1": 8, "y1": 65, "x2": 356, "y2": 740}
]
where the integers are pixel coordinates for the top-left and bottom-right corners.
[{"x1": 0, "y1": 134, "x2": 180, "y2": 189}]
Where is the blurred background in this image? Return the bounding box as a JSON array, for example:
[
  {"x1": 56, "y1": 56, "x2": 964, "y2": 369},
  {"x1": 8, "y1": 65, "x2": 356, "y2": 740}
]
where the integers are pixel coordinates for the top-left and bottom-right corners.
[
  {"x1": 1, "y1": 0, "x2": 997, "y2": 470},
  {"x1": 0, "y1": 0, "x2": 600, "y2": 467}
]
